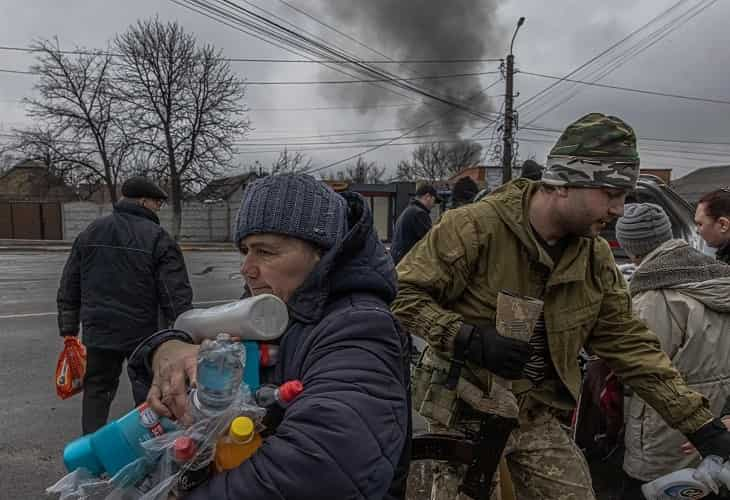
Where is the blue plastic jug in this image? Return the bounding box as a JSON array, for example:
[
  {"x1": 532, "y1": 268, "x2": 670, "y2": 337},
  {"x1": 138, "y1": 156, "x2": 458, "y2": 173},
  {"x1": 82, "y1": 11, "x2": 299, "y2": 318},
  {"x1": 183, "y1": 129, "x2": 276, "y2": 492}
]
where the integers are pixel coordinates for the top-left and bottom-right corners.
[{"x1": 64, "y1": 402, "x2": 177, "y2": 476}]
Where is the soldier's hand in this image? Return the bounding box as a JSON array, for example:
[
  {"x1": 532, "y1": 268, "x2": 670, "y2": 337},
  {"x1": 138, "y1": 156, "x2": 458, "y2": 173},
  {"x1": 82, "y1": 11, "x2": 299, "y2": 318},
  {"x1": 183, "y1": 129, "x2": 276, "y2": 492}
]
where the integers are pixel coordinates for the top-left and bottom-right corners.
[
  {"x1": 466, "y1": 324, "x2": 531, "y2": 379},
  {"x1": 687, "y1": 418, "x2": 730, "y2": 460},
  {"x1": 683, "y1": 416, "x2": 730, "y2": 455},
  {"x1": 149, "y1": 340, "x2": 200, "y2": 423}
]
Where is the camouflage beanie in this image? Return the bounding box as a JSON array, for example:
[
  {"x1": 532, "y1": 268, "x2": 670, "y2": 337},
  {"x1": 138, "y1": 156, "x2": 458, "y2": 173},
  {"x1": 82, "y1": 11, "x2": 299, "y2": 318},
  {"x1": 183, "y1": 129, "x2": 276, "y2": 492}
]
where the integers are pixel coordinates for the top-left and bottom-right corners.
[{"x1": 543, "y1": 113, "x2": 640, "y2": 190}]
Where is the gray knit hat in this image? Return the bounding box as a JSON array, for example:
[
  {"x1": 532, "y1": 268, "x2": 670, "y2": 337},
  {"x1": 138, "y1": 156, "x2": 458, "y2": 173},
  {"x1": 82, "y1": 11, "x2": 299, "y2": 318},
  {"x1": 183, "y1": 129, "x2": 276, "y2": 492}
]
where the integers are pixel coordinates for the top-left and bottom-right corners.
[
  {"x1": 616, "y1": 203, "x2": 673, "y2": 257},
  {"x1": 235, "y1": 174, "x2": 347, "y2": 249}
]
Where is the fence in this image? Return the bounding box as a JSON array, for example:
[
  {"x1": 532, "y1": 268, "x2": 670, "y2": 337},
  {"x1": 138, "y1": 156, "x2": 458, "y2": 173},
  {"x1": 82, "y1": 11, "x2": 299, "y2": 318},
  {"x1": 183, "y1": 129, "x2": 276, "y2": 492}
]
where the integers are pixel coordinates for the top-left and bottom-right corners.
[
  {"x1": 62, "y1": 201, "x2": 238, "y2": 242},
  {"x1": 0, "y1": 201, "x2": 63, "y2": 240}
]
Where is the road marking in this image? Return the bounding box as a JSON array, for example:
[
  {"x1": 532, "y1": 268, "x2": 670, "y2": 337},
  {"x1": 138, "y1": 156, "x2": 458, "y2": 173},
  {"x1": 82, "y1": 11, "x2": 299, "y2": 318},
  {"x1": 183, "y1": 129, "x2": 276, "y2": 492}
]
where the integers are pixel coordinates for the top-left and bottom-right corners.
[
  {"x1": 0, "y1": 299, "x2": 236, "y2": 320},
  {"x1": 0, "y1": 311, "x2": 56, "y2": 319}
]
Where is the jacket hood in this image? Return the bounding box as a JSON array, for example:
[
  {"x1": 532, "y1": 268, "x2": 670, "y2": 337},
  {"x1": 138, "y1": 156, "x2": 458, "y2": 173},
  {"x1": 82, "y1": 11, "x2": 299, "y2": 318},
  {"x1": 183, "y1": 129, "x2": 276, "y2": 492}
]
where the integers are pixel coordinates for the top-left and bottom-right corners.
[
  {"x1": 485, "y1": 178, "x2": 539, "y2": 254},
  {"x1": 484, "y1": 178, "x2": 587, "y2": 270},
  {"x1": 285, "y1": 191, "x2": 397, "y2": 323},
  {"x1": 631, "y1": 239, "x2": 730, "y2": 311}
]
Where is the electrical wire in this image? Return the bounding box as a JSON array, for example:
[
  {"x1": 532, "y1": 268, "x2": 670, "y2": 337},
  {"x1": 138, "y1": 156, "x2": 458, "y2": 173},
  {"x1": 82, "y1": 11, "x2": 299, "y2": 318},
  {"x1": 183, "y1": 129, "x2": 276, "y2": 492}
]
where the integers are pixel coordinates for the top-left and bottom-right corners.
[
  {"x1": 303, "y1": 78, "x2": 502, "y2": 174},
  {"x1": 0, "y1": 44, "x2": 501, "y2": 64},
  {"x1": 518, "y1": 0, "x2": 690, "y2": 112},
  {"x1": 519, "y1": 70, "x2": 730, "y2": 106},
  {"x1": 175, "y1": 0, "x2": 495, "y2": 120},
  {"x1": 521, "y1": 0, "x2": 718, "y2": 125}
]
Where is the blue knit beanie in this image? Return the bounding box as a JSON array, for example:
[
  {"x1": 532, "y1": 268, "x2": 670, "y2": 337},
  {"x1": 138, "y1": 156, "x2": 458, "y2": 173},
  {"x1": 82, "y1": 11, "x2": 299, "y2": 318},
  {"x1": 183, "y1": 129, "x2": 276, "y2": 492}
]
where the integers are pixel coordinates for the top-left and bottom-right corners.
[{"x1": 235, "y1": 174, "x2": 348, "y2": 249}]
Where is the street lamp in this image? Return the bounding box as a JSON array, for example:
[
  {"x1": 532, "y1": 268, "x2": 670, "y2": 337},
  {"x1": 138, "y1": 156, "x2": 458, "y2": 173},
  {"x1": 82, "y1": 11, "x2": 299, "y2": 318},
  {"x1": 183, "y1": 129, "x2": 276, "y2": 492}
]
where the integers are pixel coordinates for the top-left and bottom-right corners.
[{"x1": 502, "y1": 16, "x2": 525, "y2": 183}]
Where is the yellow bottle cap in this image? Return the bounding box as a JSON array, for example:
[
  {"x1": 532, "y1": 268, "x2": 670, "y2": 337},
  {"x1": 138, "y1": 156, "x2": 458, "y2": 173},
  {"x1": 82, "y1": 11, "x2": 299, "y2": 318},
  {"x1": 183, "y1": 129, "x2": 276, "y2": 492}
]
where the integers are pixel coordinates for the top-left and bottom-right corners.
[{"x1": 230, "y1": 416, "x2": 255, "y2": 441}]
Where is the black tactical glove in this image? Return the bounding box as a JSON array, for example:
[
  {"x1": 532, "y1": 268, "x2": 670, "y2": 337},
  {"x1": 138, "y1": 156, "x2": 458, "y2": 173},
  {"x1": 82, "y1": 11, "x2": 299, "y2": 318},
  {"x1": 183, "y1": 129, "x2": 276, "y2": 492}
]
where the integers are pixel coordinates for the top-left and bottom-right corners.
[
  {"x1": 688, "y1": 418, "x2": 730, "y2": 459},
  {"x1": 464, "y1": 323, "x2": 531, "y2": 380}
]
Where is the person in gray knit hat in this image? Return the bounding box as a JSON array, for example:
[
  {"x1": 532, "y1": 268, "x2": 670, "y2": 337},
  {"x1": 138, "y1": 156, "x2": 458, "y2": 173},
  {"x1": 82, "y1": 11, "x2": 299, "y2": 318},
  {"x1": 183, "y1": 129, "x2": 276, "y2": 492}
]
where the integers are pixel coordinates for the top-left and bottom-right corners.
[
  {"x1": 235, "y1": 174, "x2": 347, "y2": 252},
  {"x1": 616, "y1": 203, "x2": 673, "y2": 261},
  {"x1": 128, "y1": 174, "x2": 410, "y2": 500},
  {"x1": 615, "y1": 202, "x2": 730, "y2": 495}
]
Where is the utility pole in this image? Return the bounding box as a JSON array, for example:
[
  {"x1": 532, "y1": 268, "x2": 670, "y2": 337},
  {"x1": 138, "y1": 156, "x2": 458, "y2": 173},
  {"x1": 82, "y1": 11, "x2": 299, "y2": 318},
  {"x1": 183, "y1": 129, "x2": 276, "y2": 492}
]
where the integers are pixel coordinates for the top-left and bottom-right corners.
[{"x1": 502, "y1": 17, "x2": 525, "y2": 184}]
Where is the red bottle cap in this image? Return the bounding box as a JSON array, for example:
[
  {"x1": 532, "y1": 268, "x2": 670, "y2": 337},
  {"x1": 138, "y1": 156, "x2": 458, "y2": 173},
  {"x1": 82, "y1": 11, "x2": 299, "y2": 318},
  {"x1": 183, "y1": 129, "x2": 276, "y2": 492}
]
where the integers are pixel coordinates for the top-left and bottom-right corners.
[
  {"x1": 279, "y1": 380, "x2": 303, "y2": 403},
  {"x1": 259, "y1": 344, "x2": 270, "y2": 367},
  {"x1": 174, "y1": 436, "x2": 197, "y2": 462}
]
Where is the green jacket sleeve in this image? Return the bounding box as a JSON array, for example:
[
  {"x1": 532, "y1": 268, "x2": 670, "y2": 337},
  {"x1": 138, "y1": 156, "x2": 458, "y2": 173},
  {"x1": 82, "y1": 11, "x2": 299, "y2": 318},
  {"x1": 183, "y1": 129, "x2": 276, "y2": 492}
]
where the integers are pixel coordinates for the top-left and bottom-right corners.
[
  {"x1": 391, "y1": 208, "x2": 482, "y2": 356},
  {"x1": 587, "y1": 246, "x2": 713, "y2": 435}
]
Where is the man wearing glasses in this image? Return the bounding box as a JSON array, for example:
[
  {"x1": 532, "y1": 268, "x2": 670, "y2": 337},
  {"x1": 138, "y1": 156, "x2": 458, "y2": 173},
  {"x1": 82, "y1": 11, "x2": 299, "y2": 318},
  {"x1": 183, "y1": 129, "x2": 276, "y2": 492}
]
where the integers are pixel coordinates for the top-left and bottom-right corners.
[
  {"x1": 695, "y1": 187, "x2": 730, "y2": 265},
  {"x1": 57, "y1": 176, "x2": 192, "y2": 435}
]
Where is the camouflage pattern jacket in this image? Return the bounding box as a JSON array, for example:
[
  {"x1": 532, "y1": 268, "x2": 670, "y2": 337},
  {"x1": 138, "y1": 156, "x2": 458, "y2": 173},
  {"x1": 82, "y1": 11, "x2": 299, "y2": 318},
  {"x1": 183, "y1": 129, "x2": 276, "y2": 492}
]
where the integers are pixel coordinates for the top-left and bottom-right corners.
[{"x1": 393, "y1": 179, "x2": 713, "y2": 435}]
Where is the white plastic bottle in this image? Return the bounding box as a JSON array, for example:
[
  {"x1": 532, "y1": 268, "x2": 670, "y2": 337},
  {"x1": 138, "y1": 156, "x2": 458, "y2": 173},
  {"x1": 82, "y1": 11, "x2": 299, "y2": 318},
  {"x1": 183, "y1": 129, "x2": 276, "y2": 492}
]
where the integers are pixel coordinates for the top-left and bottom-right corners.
[
  {"x1": 174, "y1": 294, "x2": 289, "y2": 343},
  {"x1": 641, "y1": 455, "x2": 723, "y2": 500}
]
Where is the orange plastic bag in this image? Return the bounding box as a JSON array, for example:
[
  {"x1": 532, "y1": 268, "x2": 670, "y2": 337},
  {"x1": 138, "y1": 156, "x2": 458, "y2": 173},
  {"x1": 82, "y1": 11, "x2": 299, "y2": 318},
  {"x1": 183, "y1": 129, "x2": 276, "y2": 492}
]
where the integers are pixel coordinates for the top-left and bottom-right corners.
[{"x1": 56, "y1": 336, "x2": 87, "y2": 400}]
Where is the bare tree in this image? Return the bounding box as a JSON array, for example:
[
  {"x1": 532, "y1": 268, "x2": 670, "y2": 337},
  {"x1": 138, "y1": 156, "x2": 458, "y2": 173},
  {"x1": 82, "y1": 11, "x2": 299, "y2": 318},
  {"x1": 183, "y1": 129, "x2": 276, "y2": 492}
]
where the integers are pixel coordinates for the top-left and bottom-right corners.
[
  {"x1": 398, "y1": 143, "x2": 448, "y2": 182},
  {"x1": 15, "y1": 39, "x2": 134, "y2": 202},
  {"x1": 335, "y1": 156, "x2": 386, "y2": 184},
  {"x1": 396, "y1": 140, "x2": 483, "y2": 181},
  {"x1": 114, "y1": 18, "x2": 249, "y2": 239},
  {"x1": 395, "y1": 159, "x2": 417, "y2": 182},
  {"x1": 270, "y1": 148, "x2": 312, "y2": 175},
  {"x1": 444, "y1": 140, "x2": 483, "y2": 176}
]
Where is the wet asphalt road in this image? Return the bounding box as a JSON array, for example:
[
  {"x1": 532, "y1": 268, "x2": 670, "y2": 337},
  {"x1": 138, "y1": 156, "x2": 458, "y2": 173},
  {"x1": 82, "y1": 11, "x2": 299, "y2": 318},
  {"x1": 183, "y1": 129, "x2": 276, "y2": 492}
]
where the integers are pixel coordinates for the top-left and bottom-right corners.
[{"x1": 0, "y1": 251, "x2": 245, "y2": 500}]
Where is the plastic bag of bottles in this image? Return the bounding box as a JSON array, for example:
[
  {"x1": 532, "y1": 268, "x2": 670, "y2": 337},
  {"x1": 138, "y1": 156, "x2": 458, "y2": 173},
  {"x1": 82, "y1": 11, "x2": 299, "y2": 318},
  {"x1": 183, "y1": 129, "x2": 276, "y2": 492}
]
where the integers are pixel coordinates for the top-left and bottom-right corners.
[{"x1": 48, "y1": 384, "x2": 265, "y2": 500}]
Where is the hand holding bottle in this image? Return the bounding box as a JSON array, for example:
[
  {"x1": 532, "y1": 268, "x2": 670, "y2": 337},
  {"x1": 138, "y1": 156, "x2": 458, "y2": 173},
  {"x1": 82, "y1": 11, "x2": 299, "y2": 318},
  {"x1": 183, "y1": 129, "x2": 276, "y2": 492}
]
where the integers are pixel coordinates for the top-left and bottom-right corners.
[{"x1": 149, "y1": 340, "x2": 200, "y2": 422}]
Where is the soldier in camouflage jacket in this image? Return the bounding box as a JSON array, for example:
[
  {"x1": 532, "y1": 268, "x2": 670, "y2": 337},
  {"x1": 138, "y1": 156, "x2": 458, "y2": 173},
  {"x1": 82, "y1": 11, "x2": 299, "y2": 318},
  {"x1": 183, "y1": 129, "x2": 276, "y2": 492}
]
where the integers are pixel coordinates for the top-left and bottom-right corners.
[{"x1": 394, "y1": 113, "x2": 730, "y2": 499}]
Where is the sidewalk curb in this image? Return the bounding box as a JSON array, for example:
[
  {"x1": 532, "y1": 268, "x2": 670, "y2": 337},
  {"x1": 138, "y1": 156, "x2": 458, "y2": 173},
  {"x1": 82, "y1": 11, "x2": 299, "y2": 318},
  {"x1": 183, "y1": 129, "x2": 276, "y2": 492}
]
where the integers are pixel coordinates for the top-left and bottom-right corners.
[{"x1": 0, "y1": 242, "x2": 237, "y2": 253}]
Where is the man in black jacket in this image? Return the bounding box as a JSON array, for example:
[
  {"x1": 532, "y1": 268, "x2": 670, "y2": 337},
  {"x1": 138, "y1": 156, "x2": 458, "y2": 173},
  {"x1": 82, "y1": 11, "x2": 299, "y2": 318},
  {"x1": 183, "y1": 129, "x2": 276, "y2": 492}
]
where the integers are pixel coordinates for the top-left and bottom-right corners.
[
  {"x1": 390, "y1": 183, "x2": 441, "y2": 265},
  {"x1": 57, "y1": 176, "x2": 193, "y2": 434}
]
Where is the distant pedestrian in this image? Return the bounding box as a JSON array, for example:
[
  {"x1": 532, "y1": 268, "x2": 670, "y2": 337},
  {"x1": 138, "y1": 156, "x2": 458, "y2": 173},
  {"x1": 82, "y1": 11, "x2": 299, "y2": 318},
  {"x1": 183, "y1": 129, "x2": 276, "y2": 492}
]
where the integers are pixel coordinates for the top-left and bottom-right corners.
[
  {"x1": 520, "y1": 159, "x2": 544, "y2": 181},
  {"x1": 390, "y1": 182, "x2": 441, "y2": 265},
  {"x1": 57, "y1": 176, "x2": 193, "y2": 435},
  {"x1": 695, "y1": 188, "x2": 730, "y2": 264},
  {"x1": 450, "y1": 176, "x2": 479, "y2": 209},
  {"x1": 616, "y1": 203, "x2": 730, "y2": 497}
]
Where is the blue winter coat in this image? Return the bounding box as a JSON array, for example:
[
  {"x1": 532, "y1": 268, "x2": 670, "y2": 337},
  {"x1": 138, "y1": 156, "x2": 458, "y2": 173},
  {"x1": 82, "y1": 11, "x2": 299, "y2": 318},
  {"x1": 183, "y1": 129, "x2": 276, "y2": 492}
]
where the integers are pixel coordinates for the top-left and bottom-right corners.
[{"x1": 130, "y1": 192, "x2": 410, "y2": 499}]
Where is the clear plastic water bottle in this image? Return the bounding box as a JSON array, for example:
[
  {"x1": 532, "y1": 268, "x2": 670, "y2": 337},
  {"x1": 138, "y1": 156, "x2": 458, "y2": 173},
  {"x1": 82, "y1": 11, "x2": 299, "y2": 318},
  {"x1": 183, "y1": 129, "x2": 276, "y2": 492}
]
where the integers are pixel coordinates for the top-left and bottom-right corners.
[
  {"x1": 194, "y1": 333, "x2": 245, "y2": 412},
  {"x1": 180, "y1": 332, "x2": 246, "y2": 487}
]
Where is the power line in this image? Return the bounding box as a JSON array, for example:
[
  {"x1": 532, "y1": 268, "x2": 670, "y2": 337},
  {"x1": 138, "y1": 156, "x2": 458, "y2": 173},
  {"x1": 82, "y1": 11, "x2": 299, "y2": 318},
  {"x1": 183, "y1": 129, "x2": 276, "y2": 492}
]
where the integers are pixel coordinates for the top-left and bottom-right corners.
[
  {"x1": 0, "y1": 65, "x2": 498, "y2": 84},
  {"x1": 0, "y1": 44, "x2": 501, "y2": 64},
  {"x1": 520, "y1": 70, "x2": 730, "y2": 105},
  {"x1": 518, "y1": 0, "x2": 690, "y2": 112},
  {"x1": 245, "y1": 70, "x2": 498, "y2": 84},
  {"x1": 176, "y1": 0, "x2": 494, "y2": 121},
  {"x1": 170, "y1": 0, "x2": 423, "y2": 106},
  {"x1": 522, "y1": 0, "x2": 719, "y2": 124},
  {"x1": 304, "y1": 78, "x2": 503, "y2": 174},
  {"x1": 0, "y1": 68, "x2": 35, "y2": 75}
]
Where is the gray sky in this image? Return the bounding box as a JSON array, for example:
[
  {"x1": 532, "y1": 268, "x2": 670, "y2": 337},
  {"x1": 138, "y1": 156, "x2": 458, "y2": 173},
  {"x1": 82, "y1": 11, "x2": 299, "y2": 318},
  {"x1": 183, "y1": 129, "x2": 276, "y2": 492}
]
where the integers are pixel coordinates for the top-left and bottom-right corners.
[{"x1": 1, "y1": 0, "x2": 729, "y2": 181}]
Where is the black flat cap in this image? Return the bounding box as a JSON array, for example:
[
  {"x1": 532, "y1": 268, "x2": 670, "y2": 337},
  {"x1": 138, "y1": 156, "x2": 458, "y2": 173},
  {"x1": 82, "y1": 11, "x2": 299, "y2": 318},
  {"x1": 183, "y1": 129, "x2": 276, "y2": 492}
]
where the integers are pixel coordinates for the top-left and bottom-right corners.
[{"x1": 121, "y1": 176, "x2": 168, "y2": 200}]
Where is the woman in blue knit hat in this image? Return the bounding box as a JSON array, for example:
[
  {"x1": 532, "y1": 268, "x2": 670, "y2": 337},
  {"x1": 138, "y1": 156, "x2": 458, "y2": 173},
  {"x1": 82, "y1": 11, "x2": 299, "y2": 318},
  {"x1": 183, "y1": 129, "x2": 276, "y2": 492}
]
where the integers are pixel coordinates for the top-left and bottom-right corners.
[{"x1": 128, "y1": 174, "x2": 410, "y2": 499}]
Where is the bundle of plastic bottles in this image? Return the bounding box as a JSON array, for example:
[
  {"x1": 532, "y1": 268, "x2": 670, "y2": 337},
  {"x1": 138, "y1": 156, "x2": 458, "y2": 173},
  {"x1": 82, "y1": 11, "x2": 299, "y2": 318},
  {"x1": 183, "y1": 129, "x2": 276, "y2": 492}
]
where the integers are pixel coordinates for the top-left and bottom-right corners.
[
  {"x1": 47, "y1": 332, "x2": 302, "y2": 500},
  {"x1": 642, "y1": 455, "x2": 730, "y2": 500}
]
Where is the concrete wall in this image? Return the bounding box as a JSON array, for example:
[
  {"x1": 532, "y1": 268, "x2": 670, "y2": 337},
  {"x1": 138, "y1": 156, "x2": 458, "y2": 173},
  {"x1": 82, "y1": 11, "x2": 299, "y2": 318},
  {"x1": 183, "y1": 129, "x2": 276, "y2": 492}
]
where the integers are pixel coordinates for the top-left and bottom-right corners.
[
  {"x1": 62, "y1": 201, "x2": 237, "y2": 241},
  {"x1": 62, "y1": 187, "x2": 404, "y2": 242}
]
